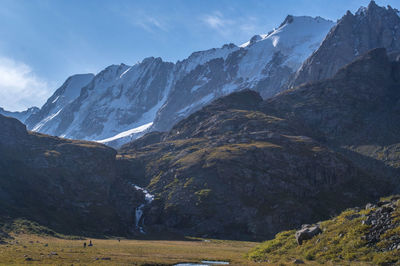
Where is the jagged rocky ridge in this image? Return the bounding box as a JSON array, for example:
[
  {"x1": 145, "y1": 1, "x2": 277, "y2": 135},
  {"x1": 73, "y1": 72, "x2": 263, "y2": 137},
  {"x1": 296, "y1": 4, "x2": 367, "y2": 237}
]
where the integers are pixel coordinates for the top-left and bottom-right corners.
[
  {"x1": 0, "y1": 107, "x2": 39, "y2": 124},
  {"x1": 25, "y1": 73, "x2": 94, "y2": 133},
  {"x1": 6, "y1": 15, "x2": 334, "y2": 147},
  {"x1": 292, "y1": 1, "x2": 400, "y2": 86},
  {"x1": 6, "y1": 2, "x2": 399, "y2": 148},
  {"x1": 3, "y1": 2, "x2": 399, "y2": 149}
]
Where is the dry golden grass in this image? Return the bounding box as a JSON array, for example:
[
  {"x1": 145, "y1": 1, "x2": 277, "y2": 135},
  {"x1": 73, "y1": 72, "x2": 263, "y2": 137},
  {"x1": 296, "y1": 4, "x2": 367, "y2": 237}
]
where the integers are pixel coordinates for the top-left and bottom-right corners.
[{"x1": 0, "y1": 234, "x2": 259, "y2": 265}]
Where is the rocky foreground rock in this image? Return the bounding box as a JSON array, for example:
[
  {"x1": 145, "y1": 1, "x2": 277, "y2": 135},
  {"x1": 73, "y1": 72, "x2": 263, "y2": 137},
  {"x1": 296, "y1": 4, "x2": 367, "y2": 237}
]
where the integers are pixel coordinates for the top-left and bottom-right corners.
[
  {"x1": 295, "y1": 224, "x2": 322, "y2": 245},
  {"x1": 363, "y1": 196, "x2": 400, "y2": 251}
]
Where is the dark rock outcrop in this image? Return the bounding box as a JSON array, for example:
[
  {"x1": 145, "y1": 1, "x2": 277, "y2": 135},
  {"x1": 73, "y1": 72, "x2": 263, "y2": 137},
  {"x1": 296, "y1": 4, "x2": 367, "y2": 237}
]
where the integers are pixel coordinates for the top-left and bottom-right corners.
[
  {"x1": 363, "y1": 197, "x2": 400, "y2": 251},
  {"x1": 0, "y1": 114, "x2": 143, "y2": 236},
  {"x1": 295, "y1": 224, "x2": 322, "y2": 245}
]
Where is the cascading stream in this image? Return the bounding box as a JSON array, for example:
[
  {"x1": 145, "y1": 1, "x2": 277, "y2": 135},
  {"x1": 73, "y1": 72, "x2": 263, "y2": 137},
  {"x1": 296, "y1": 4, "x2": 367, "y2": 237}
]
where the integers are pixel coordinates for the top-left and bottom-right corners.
[{"x1": 133, "y1": 185, "x2": 154, "y2": 234}]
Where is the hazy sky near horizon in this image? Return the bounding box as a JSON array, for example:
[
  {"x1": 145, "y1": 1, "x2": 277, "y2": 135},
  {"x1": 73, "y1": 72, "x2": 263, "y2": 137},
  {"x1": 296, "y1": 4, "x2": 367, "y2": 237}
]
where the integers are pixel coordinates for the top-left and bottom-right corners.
[{"x1": 0, "y1": 0, "x2": 399, "y2": 111}]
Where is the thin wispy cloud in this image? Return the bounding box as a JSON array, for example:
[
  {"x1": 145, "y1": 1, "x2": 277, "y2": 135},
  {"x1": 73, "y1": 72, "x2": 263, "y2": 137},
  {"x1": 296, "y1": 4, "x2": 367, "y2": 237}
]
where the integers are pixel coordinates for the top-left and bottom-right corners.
[
  {"x1": 202, "y1": 11, "x2": 233, "y2": 29},
  {"x1": 135, "y1": 16, "x2": 169, "y2": 33},
  {"x1": 200, "y1": 11, "x2": 266, "y2": 40},
  {"x1": 110, "y1": 4, "x2": 169, "y2": 34},
  {"x1": 201, "y1": 12, "x2": 235, "y2": 36},
  {"x1": 0, "y1": 56, "x2": 50, "y2": 111}
]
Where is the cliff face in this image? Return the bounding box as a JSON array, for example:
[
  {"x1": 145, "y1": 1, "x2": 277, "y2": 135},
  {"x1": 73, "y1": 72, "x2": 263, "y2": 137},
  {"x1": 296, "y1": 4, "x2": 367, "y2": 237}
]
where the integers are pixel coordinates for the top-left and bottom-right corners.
[
  {"x1": 0, "y1": 114, "x2": 144, "y2": 236},
  {"x1": 264, "y1": 48, "x2": 400, "y2": 181},
  {"x1": 292, "y1": 1, "x2": 400, "y2": 86}
]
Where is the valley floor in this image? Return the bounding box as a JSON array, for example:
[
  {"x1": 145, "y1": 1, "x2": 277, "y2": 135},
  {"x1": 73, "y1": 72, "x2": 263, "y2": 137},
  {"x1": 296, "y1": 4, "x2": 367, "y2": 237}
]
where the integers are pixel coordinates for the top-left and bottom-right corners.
[{"x1": 0, "y1": 234, "x2": 259, "y2": 265}]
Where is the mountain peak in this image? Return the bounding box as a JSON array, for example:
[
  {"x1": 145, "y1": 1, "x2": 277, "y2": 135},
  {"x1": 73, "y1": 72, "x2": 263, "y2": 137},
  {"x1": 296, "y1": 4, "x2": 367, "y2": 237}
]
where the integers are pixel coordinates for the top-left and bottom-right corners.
[
  {"x1": 240, "y1": 15, "x2": 333, "y2": 48},
  {"x1": 279, "y1": 15, "x2": 294, "y2": 28},
  {"x1": 222, "y1": 43, "x2": 236, "y2": 49},
  {"x1": 292, "y1": 1, "x2": 400, "y2": 87},
  {"x1": 249, "y1": 34, "x2": 262, "y2": 45},
  {"x1": 355, "y1": 0, "x2": 399, "y2": 17},
  {"x1": 368, "y1": 0, "x2": 378, "y2": 9}
]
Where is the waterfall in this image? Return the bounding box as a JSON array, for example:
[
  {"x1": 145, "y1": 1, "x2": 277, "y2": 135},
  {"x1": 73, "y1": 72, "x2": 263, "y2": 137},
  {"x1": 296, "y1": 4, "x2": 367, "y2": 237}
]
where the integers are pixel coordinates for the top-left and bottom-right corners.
[{"x1": 133, "y1": 185, "x2": 154, "y2": 234}]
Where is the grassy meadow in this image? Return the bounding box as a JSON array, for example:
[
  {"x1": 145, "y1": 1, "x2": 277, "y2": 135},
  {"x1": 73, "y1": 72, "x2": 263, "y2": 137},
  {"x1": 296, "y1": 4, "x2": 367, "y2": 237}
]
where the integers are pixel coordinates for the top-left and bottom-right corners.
[{"x1": 0, "y1": 233, "x2": 259, "y2": 265}]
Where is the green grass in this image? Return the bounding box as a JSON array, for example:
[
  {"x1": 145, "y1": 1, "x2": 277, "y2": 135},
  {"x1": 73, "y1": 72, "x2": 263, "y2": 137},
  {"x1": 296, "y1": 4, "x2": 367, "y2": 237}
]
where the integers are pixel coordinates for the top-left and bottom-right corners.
[
  {"x1": 0, "y1": 219, "x2": 82, "y2": 240},
  {"x1": 172, "y1": 141, "x2": 282, "y2": 170},
  {"x1": 247, "y1": 199, "x2": 400, "y2": 265}
]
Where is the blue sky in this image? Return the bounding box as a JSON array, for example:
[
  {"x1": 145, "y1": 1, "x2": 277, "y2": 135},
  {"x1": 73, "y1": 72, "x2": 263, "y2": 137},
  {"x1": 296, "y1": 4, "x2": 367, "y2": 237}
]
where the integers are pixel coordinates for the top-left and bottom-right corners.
[{"x1": 0, "y1": 0, "x2": 399, "y2": 111}]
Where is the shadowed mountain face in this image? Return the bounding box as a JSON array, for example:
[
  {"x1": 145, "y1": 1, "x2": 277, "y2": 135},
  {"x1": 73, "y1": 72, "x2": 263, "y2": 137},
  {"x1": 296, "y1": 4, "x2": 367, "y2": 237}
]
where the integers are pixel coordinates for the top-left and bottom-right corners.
[
  {"x1": 264, "y1": 48, "x2": 400, "y2": 181},
  {"x1": 292, "y1": 1, "x2": 400, "y2": 86},
  {"x1": 0, "y1": 115, "x2": 144, "y2": 236}
]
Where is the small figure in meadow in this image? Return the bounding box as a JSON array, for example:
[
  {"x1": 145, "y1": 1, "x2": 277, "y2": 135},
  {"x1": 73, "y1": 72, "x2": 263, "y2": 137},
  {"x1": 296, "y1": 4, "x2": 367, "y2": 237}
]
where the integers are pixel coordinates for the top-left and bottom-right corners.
[
  {"x1": 88, "y1": 240, "x2": 93, "y2": 247},
  {"x1": 83, "y1": 242, "x2": 86, "y2": 248}
]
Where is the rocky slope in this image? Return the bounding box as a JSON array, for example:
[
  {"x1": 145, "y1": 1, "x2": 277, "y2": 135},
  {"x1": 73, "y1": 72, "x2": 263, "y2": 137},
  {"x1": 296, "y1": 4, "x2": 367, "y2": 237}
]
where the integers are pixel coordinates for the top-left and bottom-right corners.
[
  {"x1": 263, "y1": 48, "x2": 400, "y2": 185},
  {"x1": 117, "y1": 48, "x2": 399, "y2": 240},
  {"x1": 248, "y1": 195, "x2": 400, "y2": 265},
  {"x1": 292, "y1": 1, "x2": 400, "y2": 86},
  {"x1": 19, "y1": 15, "x2": 333, "y2": 146},
  {"x1": 119, "y1": 96, "x2": 388, "y2": 240},
  {"x1": 0, "y1": 114, "x2": 145, "y2": 236}
]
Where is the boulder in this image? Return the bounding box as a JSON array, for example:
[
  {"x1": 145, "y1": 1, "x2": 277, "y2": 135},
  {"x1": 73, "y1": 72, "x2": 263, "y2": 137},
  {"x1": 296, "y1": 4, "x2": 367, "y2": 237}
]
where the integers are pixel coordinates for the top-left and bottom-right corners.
[
  {"x1": 292, "y1": 259, "x2": 305, "y2": 264},
  {"x1": 295, "y1": 224, "x2": 322, "y2": 245}
]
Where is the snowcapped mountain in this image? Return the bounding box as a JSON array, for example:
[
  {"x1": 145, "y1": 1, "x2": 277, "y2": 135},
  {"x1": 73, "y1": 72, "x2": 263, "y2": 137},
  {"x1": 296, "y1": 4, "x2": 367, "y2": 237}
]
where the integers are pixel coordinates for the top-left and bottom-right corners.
[
  {"x1": 0, "y1": 106, "x2": 39, "y2": 124},
  {"x1": 22, "y1": 15, "x2": 334, "y2": 146},
  {"x1": 25, "y1": 73, "x2": 94, "y2": 132},
  {"x1": 151, "y1": 15, "x2": 334, "y2": 133},
  {"x1": 29, "y1": 59, "x2": 174, "y2": 141},
  {"x1": 292, "y1": 1, "x2": 400, "y2": 86}
]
